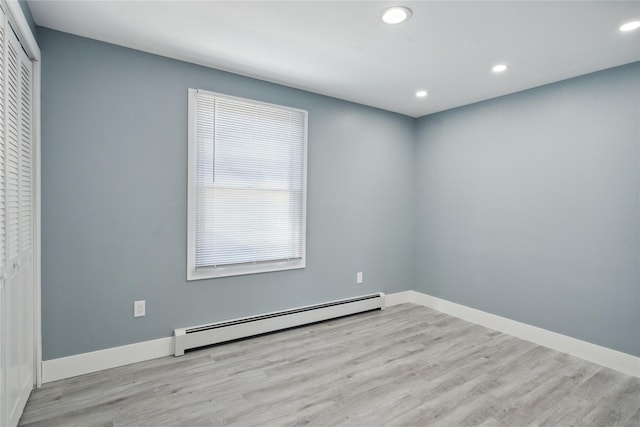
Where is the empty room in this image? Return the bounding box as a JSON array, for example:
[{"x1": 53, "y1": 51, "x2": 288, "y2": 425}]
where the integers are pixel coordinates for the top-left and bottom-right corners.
[{"x1": 0, "y1": 0, "x2": 639, "y2": 426}]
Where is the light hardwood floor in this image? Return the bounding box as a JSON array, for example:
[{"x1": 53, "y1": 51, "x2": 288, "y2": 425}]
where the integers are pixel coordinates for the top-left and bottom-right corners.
[{"x1": 20, "y1": 304, "x2": 640, "y2": 426}]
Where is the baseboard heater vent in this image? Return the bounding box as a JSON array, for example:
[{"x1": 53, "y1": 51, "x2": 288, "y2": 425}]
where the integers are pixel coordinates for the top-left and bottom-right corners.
[{"x1": 173, "y1": 292, "x2": 385, "y2": 356}]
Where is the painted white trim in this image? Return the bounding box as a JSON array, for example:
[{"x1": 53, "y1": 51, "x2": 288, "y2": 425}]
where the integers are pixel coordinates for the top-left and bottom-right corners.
[
  {"x1": 408, "y1": 291, "x2": 640, "y2": 378},
  {"x1": 43, "y1": 293, "x2": 395, "y2": 382},
  {"x1": 33, "y1": 54, "x2": 41, "y2": 389},
  {"x1": 41, "y1": 337, "x2": 174, "y2": 384},
  {"x1": 40, "y1": 290, "x2": 639, "y2": 383},
  {"x1": 384, "y1": 290, "x2": 413, "y2": 307},
  {"x1": 3, "y1": 1, "x2": 40, "y2": 61}
]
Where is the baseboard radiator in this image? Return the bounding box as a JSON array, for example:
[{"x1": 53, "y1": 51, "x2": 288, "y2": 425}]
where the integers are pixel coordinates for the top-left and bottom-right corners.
[{"x1": 173, "y1": 292, "x2": 385, "y2": 356}]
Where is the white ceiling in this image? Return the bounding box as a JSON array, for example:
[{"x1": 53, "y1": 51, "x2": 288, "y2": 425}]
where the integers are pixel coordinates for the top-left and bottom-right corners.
[{"x1": 28, "y1": 1, "x2": 640, "y2": 117}]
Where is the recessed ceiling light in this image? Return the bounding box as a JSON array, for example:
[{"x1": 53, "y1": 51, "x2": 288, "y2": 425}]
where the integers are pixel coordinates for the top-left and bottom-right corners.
[
  {"x1": 416, "y1": 90, "x2": 428, "y2": 98},
  {"x1": 381, "y1": 6, "x2": 412, "y2": 24},
  {"x1": 492, "y1": 64, "x2": 508, "y2": 73},
  {"x1": 619, "y1": 21, "x2": 640, "y2": 32}
]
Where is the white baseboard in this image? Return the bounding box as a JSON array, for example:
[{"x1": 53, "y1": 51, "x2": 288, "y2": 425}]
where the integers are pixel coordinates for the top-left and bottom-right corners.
[
  {"x1": 41, "y1": 337, "x2": 173, "y2": 383},
  {"x1": 42, "y1": 292, "x2": 403, "y2": 383},
  {"x1": 384, "y1": 290, "x2": 414, "y2": 307},
  {"x1": 40, "y1": 290, "x2": 638, "y2": 383},
  {"x1": 407, "y1": 290, "x2": 640, "y2": 378}
]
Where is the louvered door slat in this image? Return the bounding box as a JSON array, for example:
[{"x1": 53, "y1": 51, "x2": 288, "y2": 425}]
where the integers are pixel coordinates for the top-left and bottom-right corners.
[
  {"x1": 5, "y1": 34, "x2": 19, "y2": 263},
  {"x1": 19, "y1": 59, "x2": 31, "y2": 252}
]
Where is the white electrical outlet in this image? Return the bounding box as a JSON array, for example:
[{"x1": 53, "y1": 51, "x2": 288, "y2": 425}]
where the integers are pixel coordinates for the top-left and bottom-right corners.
[
  {"x1": 134, "y1": 300, "x2": 146, "y2": 317},
  {"x1": 356, "y1": 272, "x2": 363, "y2": 284}
]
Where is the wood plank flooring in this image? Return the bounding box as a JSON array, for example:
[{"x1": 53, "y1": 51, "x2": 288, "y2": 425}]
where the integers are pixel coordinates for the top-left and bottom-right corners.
[{"x1": 19, "y1": 304, "x2": 640, "y2": 426}]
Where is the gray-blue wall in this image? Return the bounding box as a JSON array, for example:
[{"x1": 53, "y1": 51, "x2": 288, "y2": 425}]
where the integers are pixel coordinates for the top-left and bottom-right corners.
[
  {"x1": 18, "y1": 0, "x2": 37, "y2": 39},
  {"x1": 415, "y1": 63, "x2": 640, "y2": 356},
  {"x1": 39, "y1": 27, "x2": 416, "y2": 360},
  {"x1": 39, "y1": 25, "x2": 639, "y2": 361}
]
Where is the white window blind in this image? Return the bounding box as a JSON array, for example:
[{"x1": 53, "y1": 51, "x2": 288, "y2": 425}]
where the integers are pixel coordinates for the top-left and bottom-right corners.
[{"x1": 188, "y1": 89, "x2": 307, "y2": 280}]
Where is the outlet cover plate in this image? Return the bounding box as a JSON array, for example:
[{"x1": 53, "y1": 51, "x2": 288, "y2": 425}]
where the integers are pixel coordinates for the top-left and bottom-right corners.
[{"x1": 134, "y1": 300, "x2": 146, "y2": 317}]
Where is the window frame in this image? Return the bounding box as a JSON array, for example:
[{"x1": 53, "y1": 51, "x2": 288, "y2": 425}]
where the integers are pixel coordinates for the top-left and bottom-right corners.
[{"x1": 187, "y1": 88, "x2": 308, "y2": 281}]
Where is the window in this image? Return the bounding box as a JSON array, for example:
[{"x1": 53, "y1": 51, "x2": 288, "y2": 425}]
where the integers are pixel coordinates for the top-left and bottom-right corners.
[{"x1": 187, "y1": 89, "x2": 307, "y2": 280}]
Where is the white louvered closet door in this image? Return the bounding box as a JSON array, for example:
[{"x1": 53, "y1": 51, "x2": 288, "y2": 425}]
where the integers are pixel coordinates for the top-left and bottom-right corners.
[
  {"x1": 1, "y1": 8, "x2": 34, "y2": 426},
  {"x1": 0, "y1": 7, "x2": 6, "y2": 426},
  {"x1": 18, "y1": 25, "x2": 34, "y2": 411}
]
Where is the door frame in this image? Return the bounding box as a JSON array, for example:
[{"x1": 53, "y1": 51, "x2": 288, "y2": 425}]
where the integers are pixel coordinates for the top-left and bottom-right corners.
[{"x1": 2, "y1": 0, "x2": 41, "y2": 389}]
